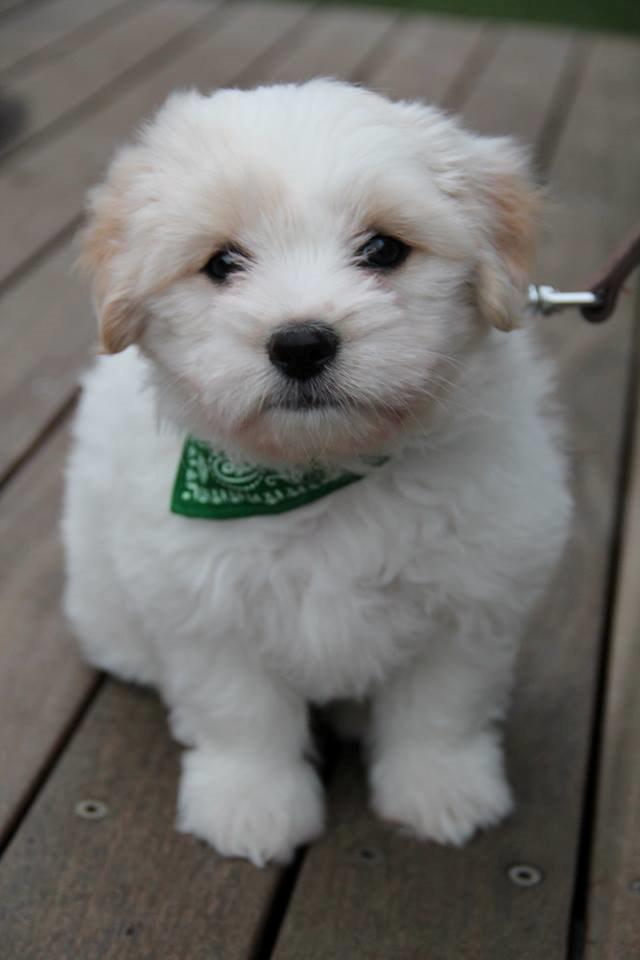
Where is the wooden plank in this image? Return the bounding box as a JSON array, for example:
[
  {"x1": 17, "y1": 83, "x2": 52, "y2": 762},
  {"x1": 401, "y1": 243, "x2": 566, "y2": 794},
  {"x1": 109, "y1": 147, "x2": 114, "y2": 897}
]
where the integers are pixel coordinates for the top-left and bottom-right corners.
[
  {"x1": 365, "y1": 13, "x2": 488, "y2": 102},
  {"x1": 580, "y1": 46, "x2": 640, "y2": 960},
  {"x1": 266, "y1": 5, "x2": 396, "y2": 84},
  {"x1": 0, "y1": 679, "x2": 283, "y2": 960},
  {"x1": 0, "y1": 241, "x2": 88, "y2": 484},
  {"x1": 0, "y1": 0, "x2": 311, "y2": 287},
  {"x1": 271, "y1": 32, "x2": 640, "y2": 960},
  {"x1": 0, "y1": 0, "x2": 134, "y2": 75},
  {"x1": 0, "y1": 0, "x2": 222, "y2": 158},
  {"x1": 0, "y1": 0, "x2": 36, "y2": 15},
  {"x1": 0, "y1": 0, "x2": 42, "y2": 15},
  {"x1": 460, "y1": 23, "x2": 577, "y2": 148},
  {"x1": 584, "y1": 331, "x2": 640, "y2": 960},
  {"x1": 0, "y1": 423, "x2": 95, "y2": 843}
]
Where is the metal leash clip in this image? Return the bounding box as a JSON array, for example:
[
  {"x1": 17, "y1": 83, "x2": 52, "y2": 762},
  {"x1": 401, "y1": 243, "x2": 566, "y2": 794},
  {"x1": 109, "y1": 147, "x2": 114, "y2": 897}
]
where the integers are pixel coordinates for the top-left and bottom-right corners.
[
  {"x1": 527, "y1": 224, "x2": 640, "y2": 323},
  {"x1": 527, "y1": 285, "x2": 602, "y2": 317}
]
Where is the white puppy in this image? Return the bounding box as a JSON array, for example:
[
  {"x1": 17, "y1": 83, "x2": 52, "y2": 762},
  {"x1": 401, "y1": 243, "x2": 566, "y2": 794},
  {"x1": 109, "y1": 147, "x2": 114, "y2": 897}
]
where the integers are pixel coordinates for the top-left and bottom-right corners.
[{"x1": 63, "y1": 80, "x2": 571, "y2": 866}]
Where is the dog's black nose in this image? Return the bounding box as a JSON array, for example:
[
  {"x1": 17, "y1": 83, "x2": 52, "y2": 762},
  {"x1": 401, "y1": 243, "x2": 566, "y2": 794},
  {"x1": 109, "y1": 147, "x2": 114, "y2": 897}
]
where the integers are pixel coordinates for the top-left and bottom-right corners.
[{"x1": 268, "y1": 324, "x2": 339, "y2": 380}]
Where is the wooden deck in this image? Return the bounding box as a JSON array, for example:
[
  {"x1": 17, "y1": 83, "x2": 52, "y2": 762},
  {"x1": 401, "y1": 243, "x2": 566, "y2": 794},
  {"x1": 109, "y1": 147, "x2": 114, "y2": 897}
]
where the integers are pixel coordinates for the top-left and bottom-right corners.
[{"x1": 0, "y1": 1, "x2": 639, "y2": 956}]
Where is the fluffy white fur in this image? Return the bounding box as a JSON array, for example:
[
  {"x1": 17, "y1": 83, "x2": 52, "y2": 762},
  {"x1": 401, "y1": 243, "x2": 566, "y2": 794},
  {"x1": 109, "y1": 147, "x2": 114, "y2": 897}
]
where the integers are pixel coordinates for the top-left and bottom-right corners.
[{"x1": 63, "y1": 80, "x2": 571, "y2": 866}]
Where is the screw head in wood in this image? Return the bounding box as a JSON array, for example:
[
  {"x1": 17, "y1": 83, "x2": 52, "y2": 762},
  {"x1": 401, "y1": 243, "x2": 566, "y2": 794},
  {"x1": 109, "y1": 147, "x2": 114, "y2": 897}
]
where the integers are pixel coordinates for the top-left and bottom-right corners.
[
  {"x1": 74, "y1": 799, "x2": 109, "y2": 820},
  {"x1": 508, "y1": 864, "x2": 543, "y2": 887}
]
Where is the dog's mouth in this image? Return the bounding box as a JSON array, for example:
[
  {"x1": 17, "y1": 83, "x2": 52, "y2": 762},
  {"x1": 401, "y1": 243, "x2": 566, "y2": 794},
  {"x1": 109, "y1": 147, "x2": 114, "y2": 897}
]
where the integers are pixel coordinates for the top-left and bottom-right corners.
[
  {"x1": 263, "y1": 381, "x2": 415, "y2": 427},
  {"x1": 266, "y1": 380, "x2": 348, "y2": 413},
  {"x1": 272, "y1": 395, "x2": 343, "y2": 412},
  {"x1": 232, "y1": 378, "x2": 417, "y2": 463}
]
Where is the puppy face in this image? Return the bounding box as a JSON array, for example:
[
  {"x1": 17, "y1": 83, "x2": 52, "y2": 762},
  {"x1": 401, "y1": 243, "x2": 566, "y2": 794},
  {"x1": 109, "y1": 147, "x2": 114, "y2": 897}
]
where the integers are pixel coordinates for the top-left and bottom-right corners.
[{"x1": 81, "y1": 80, "x2": 539, "y2": 465}]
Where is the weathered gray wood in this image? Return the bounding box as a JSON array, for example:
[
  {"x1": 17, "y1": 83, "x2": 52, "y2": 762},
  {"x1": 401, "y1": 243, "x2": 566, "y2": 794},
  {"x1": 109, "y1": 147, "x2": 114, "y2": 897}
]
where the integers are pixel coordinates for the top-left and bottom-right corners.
[
  {"x1": 0, "y1": 680, "x2": 283, "y2": 959},
  {"x1": 584, "y1": 332, "x2": 640, "y2": 960},
  {"x1": 0, "y1": 241, "x2": 88, "y2": 484},
  {"x1": 460, "y1": 23, "x2": 577, "y2": 148},
  {"x1": 365, "y1": 13, "x2": 487, "y2": 102},
  {"x1": 580, "y1": 46, "x2": 640, "y2": 960},
  {"x1": 0, "y1": 0, "x2": 36, "y2": 15},
  {"x1": 0, "y1": 0, "x2": 311, "y2": 287},
  {"x1": 266, "y1": 5, "x2": 397, "y2": 85},
  {"x1": 271, "y1": 32, "x2": 640, "y2": 960},
  {"x1": 0, "y1": 423, "x2": 95, "y2": 843},
  {"x1": 0, "y1": 0, "x2": 222, "y2": 158},
  {"x1": 0, "y1": 0, "x2": 135, "y2": 75}
]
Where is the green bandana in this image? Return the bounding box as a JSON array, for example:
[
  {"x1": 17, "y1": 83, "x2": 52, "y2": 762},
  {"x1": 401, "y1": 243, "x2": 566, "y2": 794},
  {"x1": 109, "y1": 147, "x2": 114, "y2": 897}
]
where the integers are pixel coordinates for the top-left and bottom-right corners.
[{"x1": 171, "y1": 436, "x2": 382, "y2": 520}]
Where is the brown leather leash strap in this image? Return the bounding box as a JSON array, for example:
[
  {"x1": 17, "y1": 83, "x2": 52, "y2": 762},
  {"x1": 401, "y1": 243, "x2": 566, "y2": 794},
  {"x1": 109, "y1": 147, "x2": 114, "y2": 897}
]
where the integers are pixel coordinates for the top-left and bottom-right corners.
[
  {"x1": 528, "y1": 223, "x2": 640, "y2": 322},
  {"x1": 581, "y1": 225, "x2": 640, "y2": 322}
]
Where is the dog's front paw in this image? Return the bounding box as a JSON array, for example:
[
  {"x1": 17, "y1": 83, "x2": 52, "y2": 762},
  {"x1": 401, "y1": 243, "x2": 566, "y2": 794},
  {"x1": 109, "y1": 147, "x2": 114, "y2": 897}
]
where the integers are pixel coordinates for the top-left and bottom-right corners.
[
  {"x1": 370, "y1": 732, "x2": 513, "y2": 846},
  {"x1": 177, "y1": 748, "x2": 325, "y2": 866}
]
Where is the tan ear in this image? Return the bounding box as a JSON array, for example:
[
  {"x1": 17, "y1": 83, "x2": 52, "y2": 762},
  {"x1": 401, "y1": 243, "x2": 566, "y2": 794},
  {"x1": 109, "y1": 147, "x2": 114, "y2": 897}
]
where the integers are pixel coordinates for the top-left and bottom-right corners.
[
  {"x1": 78, "y1": 147, "x2": 147, "y2": 354},
  {"x1": 473, "y1": 144, "x2": 541, "y2": 332},
  {"x1": 96, "y1": 297, "x2": 146, "y2": 354}
]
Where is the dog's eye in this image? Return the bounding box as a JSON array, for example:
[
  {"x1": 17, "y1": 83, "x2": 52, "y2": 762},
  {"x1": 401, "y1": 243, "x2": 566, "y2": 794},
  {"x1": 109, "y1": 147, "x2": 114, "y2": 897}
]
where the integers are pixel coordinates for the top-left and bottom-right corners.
[
  {"x1": 357, "y1": 234, "x2": 409, "y2": 270},
  {"x1": 202, "y1": 249, "x2": 244, "y2": 283}
]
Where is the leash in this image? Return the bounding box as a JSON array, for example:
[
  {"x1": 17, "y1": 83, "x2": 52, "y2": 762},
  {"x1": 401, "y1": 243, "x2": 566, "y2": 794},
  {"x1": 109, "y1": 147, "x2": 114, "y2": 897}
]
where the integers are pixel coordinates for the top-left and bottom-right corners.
[{"x1": 527, "y1": 224, "x2": 640, "y2": 322}]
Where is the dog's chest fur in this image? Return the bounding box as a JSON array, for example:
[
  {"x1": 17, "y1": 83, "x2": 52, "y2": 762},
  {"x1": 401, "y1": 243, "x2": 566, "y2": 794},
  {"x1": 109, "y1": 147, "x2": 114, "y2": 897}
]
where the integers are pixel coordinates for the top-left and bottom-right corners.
[
  {"x1": 111, "y1": 448, "x2": 457, "y2": 701},
  {"x1": 67, "y1": 342, "x2": 567, "y2": 703}
]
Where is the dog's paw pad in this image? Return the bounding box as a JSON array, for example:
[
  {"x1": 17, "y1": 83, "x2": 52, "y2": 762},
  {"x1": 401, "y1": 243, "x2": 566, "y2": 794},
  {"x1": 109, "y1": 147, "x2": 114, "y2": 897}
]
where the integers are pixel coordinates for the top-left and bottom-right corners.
[
  {"x1": 370, "y1": 733, "x2": 513, "y2": 846},
  {"x1": 177, "y1": 749, "x2": 325, "y2": 866}
]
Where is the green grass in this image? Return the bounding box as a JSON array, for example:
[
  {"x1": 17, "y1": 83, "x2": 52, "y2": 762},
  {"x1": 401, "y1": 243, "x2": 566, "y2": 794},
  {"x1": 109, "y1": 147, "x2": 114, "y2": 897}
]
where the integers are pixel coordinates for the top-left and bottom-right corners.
[{"x1": 312, "y1": 0, "x2": 640, "y2": 35}]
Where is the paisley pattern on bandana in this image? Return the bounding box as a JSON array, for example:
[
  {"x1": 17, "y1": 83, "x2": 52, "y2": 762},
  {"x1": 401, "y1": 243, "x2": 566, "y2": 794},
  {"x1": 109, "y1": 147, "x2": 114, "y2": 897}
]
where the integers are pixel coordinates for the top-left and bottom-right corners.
[{"x1": 170, "y1": 437, "x2": 379, "y2": 520}]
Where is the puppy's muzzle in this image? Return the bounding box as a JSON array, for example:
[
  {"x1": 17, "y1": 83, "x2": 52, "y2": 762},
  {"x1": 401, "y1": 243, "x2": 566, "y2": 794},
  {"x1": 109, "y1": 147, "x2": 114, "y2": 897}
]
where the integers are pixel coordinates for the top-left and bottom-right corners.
[{"x1": 268, "y1": 323, "x2": 339, "y2": 381}]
